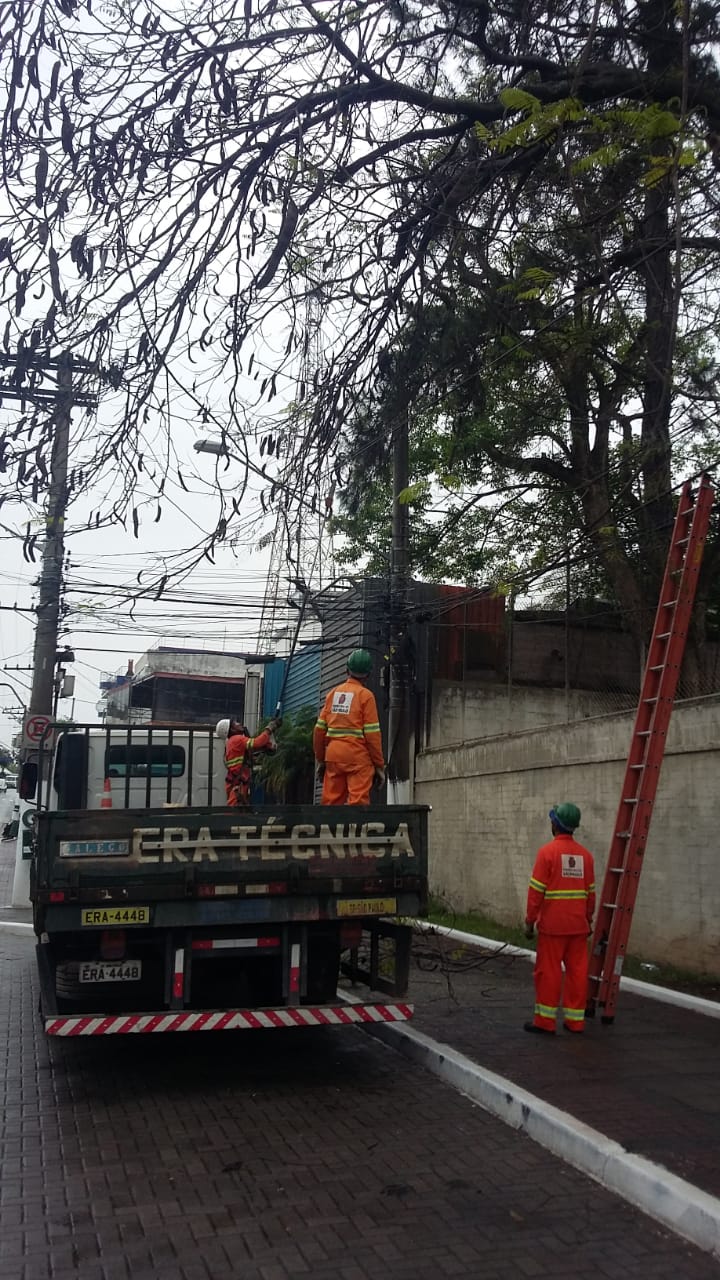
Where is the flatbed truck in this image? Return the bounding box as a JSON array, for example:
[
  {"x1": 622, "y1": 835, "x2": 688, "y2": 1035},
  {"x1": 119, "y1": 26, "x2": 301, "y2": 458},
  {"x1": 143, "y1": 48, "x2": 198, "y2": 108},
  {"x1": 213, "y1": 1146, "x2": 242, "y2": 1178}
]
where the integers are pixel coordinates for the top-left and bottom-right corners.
[{"x1": 24, "y1": 724, "x2": 428, "y2": 1037}]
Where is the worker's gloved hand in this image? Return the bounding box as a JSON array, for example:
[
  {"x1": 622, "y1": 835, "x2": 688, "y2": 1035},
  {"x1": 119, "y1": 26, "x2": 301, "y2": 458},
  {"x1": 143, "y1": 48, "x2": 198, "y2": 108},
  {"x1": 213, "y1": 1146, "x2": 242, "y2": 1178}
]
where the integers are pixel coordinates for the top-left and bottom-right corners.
[
  {"x1": 524, "y1": 921, "x2": 535, "y2": 940},
  {"x1": 315, "y1": 762, "x2": 326, "y2": 782},
  {"x1": 374, "y1": 767, "x2": 386, "y2": 788},
  {"x1": 267, "y1": 717, "x2": 280, "y2": 732}
]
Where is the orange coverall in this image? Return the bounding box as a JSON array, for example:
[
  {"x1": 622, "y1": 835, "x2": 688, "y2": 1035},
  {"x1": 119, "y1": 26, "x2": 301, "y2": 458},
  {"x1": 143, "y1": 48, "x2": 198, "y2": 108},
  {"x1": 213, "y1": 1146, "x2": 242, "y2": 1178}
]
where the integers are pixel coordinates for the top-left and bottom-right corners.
[
  {"x1": 313, "y1": 676, "x2": 384, "y2": 805},
  {"x1": 526, "y1": 833, "x2": 596, "y2": 1032},
  {"x1": 224, "y1": 727, "x2": 273, "y2": 807}
]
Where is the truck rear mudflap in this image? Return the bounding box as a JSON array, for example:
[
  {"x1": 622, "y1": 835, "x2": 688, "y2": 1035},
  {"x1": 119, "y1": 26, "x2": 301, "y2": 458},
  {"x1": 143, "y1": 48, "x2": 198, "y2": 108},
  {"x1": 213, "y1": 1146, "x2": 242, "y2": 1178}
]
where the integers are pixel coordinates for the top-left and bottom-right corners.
[{"x1": 44, "y1": 1001, "x2": 414, "y2": 1036}]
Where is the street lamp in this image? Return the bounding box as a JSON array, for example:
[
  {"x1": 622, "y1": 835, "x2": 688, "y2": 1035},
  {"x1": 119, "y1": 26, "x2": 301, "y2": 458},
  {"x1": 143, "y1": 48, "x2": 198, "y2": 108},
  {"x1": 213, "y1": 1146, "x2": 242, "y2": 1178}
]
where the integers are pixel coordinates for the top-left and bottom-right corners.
[
  {"x1": 194, "y1": 438, "x2": 231, "y2": 459},
  {"x1": 0, "y1": 680, "x2": 28, "y2": 709}
]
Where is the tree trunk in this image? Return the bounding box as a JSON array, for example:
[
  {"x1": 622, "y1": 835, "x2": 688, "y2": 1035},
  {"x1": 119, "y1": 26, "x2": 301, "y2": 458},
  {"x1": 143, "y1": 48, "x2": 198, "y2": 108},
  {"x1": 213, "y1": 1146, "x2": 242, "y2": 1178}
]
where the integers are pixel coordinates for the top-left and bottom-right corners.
[
  {"x1": 581, "y1": 477, "x2": 650, "y2": 664},
  {"x1": 638, "y1": 0, "x2": 680, "y2": 578}
]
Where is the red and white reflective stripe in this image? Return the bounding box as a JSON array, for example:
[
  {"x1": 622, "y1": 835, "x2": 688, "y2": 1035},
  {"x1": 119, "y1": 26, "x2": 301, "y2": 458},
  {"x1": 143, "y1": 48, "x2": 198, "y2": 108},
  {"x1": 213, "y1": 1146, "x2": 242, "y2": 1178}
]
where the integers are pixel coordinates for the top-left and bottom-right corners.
[
  {"x1": 289, "y1": 942, "x2": 300, "y2": 994},
  {"x1": 44, "y1": 1003, "x2": 414, "y2": 1036},
  {"x1": 191, "y1": 936, "x2": 280, "y2": 951},
  {"x1": 173, "y1": 948, "x2": 184, "y2": 1000}
]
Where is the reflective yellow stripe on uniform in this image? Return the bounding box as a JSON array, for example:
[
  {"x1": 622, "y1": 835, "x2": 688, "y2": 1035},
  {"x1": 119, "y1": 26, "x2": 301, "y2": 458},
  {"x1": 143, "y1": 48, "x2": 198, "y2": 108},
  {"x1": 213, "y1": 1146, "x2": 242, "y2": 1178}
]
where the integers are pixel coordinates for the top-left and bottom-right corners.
[
  {"x1": 226, "y1": 754, "x2": 245, "y2": 766},
  {"x1": 363, "y1": 722, "x2": 381, "y2": 733},
  {"x1": 529, "y1": 877, "x2": 546, "y2": 893},
  {"x1": 562, "y1": 1007, "x2": 585, "y2": 1022},
  {"x1": 534, "y1": 1002, "x2": 557, "y2": 1018},
  {"x1": 327, "y1": 727, "x2": 365, "y2": 738},
  {"x1": 315, "y1": 718, "x2": 327, "y2": 730},
  {"x1": 545, "y1": 889, "x2": 589, "y2": 899}
]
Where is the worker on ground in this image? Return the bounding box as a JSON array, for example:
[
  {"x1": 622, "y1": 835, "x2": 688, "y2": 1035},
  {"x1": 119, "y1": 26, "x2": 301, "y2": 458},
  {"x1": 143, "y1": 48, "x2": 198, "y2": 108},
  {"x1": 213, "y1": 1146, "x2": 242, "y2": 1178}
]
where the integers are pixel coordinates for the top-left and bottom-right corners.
[
  {"x1": 313, "y1": 649, "x2": 385, "y2": 805},
  {"x1": 215, "y1": 716, "x2": 278, "y2": 808},
  {"x1": 524, "y1": 803, "x2": 595, "y2": 1035}
]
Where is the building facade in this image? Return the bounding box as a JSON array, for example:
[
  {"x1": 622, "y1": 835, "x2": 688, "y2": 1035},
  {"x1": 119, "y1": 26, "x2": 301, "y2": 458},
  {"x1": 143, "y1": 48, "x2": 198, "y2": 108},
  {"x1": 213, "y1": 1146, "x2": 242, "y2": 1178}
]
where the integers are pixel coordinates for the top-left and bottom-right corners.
[{"x1": 98, "y1": 647, "x2": 271, "y2": 727}]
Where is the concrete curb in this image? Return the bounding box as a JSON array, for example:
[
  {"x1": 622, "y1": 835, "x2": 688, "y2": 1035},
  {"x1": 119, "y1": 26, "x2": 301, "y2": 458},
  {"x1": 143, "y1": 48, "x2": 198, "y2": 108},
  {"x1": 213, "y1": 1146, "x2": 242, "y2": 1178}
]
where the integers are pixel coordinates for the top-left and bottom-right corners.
[
  {"x1": 367, "y1": 1016, "x2": 720, "y2": 1259},
  {"x1": 415, "y1": 920, "x2": 720, "y2": 1020}
]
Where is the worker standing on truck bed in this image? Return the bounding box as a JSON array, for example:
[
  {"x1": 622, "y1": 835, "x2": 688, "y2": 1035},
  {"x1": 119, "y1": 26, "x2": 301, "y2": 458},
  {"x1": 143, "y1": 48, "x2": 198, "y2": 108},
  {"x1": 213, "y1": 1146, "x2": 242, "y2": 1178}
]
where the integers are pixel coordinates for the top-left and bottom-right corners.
[
  {"x1": 524, "y1": 803, "x2": 596, "y2": 1035},
  {"x1": 215, "y1": 717, "x2": 278, "y2": 807},
  {"x1": 313, "y1": 649, "x2": 386, "y2": 805}
]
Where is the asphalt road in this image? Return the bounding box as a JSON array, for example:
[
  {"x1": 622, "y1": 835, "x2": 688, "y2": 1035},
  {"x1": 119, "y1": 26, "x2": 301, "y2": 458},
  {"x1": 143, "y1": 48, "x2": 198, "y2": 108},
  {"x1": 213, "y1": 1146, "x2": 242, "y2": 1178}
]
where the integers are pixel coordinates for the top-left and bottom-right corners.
[{"x1": 1, "y1": 932, "x2": 718, "y2": 1280}]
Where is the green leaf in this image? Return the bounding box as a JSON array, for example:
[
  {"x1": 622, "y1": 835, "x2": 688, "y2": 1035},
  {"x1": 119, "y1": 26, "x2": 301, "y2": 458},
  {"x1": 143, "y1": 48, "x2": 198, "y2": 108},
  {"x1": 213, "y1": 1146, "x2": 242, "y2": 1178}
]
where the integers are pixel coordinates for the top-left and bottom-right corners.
[
  {"x1": 499, "y1": 87, "x2": 541, "y2": 114},
  {"x1": 397, "y1": 480, "x2": 430, "y2": 505}
]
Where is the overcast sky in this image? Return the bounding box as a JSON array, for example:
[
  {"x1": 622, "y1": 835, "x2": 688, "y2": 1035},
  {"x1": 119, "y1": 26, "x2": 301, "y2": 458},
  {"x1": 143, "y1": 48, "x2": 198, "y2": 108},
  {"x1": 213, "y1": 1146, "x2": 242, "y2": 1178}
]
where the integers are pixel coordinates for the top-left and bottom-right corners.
[{"x1": 0, "y1": 399, "x2": 324, "y2": 748}]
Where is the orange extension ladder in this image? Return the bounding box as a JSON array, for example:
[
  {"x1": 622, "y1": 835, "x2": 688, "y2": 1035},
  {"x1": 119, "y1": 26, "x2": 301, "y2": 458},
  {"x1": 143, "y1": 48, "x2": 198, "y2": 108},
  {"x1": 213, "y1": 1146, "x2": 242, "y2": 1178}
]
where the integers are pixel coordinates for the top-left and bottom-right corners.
[{"x1": 586, "y1": 473, "x2": 715, "y2": 1023}]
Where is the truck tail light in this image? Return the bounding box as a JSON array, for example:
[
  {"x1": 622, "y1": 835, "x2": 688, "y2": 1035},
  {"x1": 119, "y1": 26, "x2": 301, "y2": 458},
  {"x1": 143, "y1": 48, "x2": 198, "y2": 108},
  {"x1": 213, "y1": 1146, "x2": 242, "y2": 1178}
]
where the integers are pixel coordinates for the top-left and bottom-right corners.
[
  {"x1": 340, "y1": 923, "x2": 363, "y2": 949},
  {"x1": 49, "y1": 891, "x2": 65, "y2": 903},
  {"x1": 99, "y1": 930, "x2": 126, "y2": 961}
]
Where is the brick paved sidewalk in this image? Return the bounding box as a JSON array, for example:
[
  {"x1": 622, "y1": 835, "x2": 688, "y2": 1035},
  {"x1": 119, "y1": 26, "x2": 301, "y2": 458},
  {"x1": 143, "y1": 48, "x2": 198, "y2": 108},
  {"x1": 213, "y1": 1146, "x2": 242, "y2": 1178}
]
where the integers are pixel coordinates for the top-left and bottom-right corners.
[
  {"x1": 409, "y1": 929, "x2": 720, "y2": 1202},
  {"x1": 2, "y1": 934, "x2": 719, "y2": 1279}
]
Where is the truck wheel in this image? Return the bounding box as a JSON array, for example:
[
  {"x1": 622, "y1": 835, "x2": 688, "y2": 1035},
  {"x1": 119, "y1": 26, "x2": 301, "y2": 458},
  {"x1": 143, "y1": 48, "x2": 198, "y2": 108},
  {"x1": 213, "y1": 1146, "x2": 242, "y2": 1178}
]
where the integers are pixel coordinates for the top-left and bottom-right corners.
[{"x1": 55, "y1": 962, "x2": 82, "y2": 1000}]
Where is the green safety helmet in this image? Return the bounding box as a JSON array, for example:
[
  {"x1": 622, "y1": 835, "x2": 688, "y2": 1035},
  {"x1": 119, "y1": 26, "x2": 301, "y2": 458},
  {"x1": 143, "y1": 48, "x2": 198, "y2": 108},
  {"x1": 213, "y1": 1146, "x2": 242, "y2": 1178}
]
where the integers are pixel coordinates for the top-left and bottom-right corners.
[
  {"x1": 549, "y1": 803, "x2": 581, "y2": 832},
  {"x1": 347, "y1": 648, "x2": 373, "y2": 675}
]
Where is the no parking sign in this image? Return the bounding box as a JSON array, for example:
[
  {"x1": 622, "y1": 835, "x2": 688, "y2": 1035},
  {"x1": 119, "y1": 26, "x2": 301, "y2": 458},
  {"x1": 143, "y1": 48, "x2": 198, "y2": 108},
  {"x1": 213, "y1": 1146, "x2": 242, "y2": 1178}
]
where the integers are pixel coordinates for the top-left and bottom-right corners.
[{"x1": 21, "y1": 714, "x2": 52, "y2": 751}]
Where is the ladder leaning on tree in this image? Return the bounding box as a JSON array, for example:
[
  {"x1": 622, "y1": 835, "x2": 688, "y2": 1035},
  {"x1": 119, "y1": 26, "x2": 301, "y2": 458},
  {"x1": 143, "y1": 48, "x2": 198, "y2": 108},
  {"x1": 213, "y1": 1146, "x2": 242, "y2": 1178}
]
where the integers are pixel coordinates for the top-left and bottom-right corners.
[{"x1": 586, "y1": 472, "x2": 715, "y2": 1024}]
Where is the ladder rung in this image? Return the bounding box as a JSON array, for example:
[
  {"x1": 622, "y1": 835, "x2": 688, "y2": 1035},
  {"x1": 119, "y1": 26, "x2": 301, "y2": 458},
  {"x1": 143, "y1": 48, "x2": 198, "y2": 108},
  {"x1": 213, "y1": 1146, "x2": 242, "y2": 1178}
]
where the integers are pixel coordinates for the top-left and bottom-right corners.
[
  {"x1": 660, "y1": 600, "x2": 678, "y2": 608},
  {"x1": 602, "y1": 902, "x2": 618, "y2": 910},
  {"x1": 610, "y1": 866, "x2": 625, "y2": 873},
  {"x1": 657, "y1": 632, "x2": 671, "y2": 640},
  {"x1": 615, "y1": 831, "x2": 632, "y2": 838},
  {"x1": 678, "y1": 507, "x2": 695, "y2": 516},
  {"x1": 675, "y1": 537, "x2": 690, "y2": 546},
  {"x1": 623, "y1": 798, "x2": 639, "y2": 803},
  {"x1": 629, "y1": 764, "x2": 644, "y2": 770},
  {"x1": 643, "y1": 697, "x2": 659, "y2": 704},
  {"x1": 649, "y1": 664, "x2": 664, "y2": 671},
  {"x1": 636, "y1": 731, "x2": 651, "y2": 737}
]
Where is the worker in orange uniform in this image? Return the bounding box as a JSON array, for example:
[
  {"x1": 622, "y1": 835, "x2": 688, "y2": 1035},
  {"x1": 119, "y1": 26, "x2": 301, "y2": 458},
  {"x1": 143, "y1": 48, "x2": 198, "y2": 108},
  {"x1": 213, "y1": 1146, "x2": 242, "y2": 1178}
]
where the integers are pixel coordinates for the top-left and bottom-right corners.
[
  {"x1": 524, "y1": 803, "x2": 595, "y2": 1035},
  {"x1": 313, "y1": 649, "x2": 385, "y2": 805},
  {"x1": 215, "y1": 716, "x2": 278, "y2": 807}
]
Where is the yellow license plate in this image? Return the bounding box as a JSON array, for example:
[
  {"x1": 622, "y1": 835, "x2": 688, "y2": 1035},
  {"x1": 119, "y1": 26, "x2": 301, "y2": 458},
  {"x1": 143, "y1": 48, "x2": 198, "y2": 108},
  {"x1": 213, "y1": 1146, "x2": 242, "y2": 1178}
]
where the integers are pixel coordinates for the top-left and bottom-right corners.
[
  {"x1": 81, "y1": 906, "x2": 150, "y2": 927},
  {"x1": 337, "y1": 897, "x2": 397, "y2": 917}
]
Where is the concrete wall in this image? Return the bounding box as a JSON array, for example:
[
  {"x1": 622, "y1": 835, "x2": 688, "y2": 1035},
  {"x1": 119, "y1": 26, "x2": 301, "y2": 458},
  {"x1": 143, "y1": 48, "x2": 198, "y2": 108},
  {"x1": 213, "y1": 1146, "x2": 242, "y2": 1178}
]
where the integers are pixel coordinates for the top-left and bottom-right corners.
[
  {"x1": 511, "y1": 618, "x2": 640, "y2": 691},
  {"x1": 428, "y1": 681, "x2": 634, "y2": 747},
  {"x1": 416, "y1": 694, "x2": 720, "y2": 974},
  {"x1": 135, "y1": 648, "x2": 248, "y2": 680}
]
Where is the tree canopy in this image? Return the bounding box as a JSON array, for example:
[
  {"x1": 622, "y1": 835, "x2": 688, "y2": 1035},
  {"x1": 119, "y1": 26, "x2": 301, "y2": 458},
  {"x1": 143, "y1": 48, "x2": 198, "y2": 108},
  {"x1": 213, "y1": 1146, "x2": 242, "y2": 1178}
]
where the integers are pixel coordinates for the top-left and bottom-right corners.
[{"x1": 2, "y1": 0, "x2": 719, "y2": 616}]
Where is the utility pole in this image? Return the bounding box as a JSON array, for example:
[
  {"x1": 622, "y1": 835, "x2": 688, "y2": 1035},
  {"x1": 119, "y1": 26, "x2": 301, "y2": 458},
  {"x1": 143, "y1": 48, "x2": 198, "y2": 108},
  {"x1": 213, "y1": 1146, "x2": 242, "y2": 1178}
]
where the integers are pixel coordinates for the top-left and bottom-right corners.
[
  {"x1": 0, "y1": 349, "x2": 96, "y2": 719},
  {"x1": 387, "y1": 405, "x2": 412, "y2": 804},
  {"x1": 28, "y1": 352, "x2": 72, "y2": 718},
  {"x1": 0, "y1": 348, "x2": 97, "y2": 909}
]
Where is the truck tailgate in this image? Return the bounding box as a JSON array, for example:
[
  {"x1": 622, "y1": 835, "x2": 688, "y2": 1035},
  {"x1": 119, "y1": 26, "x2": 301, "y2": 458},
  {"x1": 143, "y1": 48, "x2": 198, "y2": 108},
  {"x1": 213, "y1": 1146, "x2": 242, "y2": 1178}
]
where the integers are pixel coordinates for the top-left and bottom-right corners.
[{"x1": 33, "y1": 804, "x2": 429, "y2": 924}]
